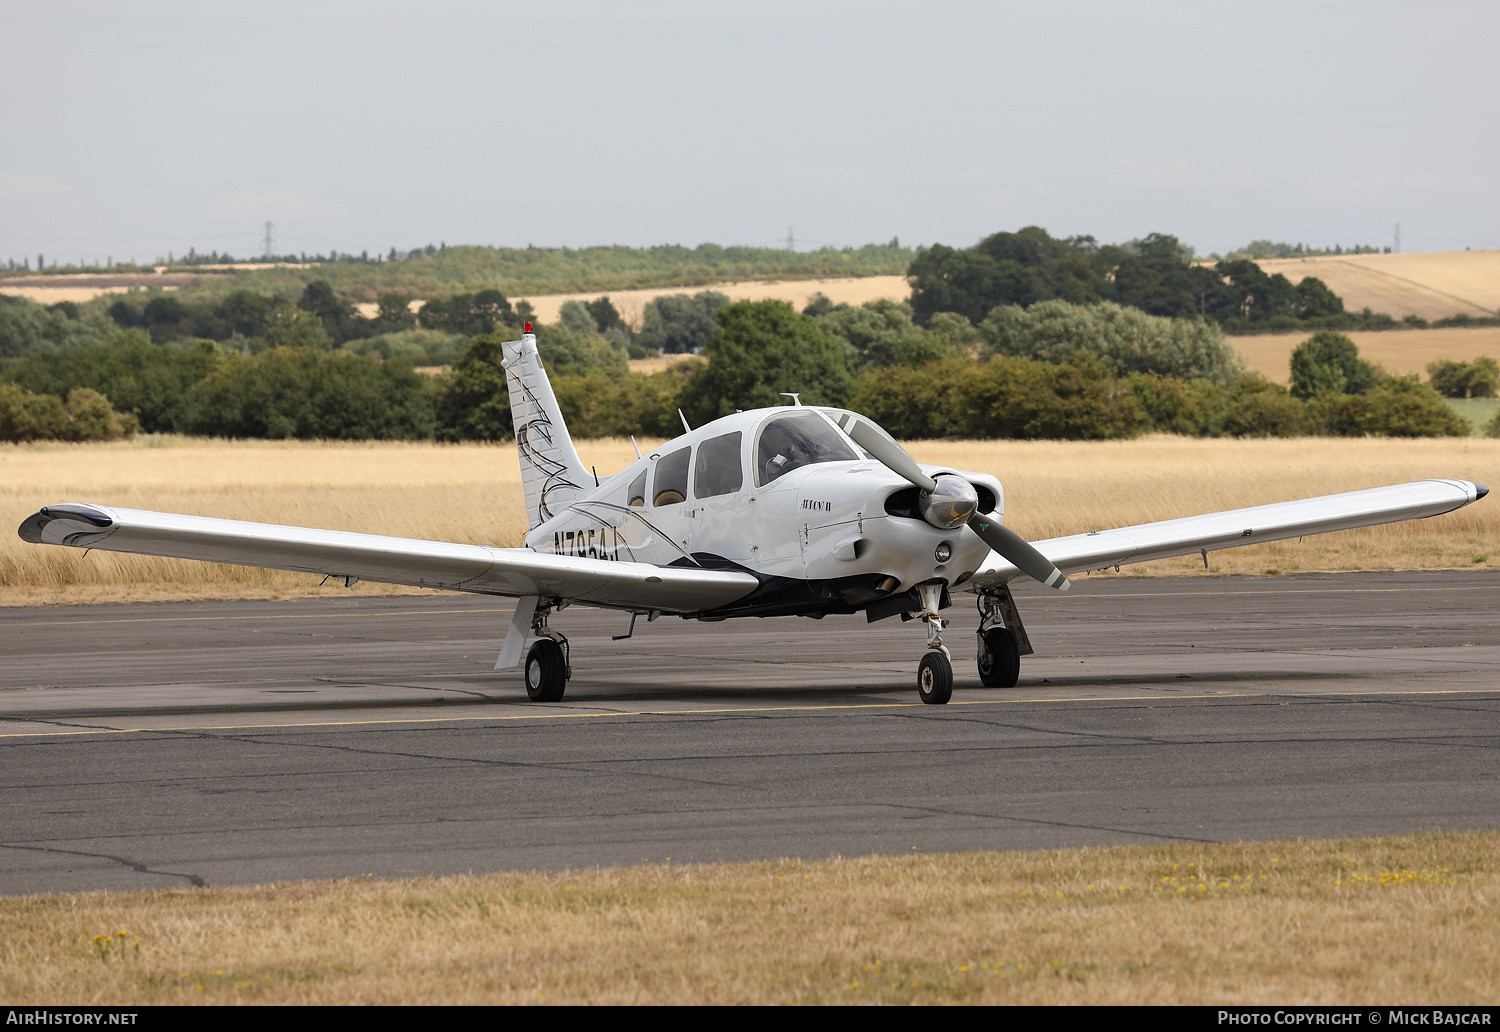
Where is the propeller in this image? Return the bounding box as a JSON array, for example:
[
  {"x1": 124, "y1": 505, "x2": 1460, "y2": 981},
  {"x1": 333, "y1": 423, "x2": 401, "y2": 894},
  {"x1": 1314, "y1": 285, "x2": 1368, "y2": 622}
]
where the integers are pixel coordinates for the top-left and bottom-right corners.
[{"x1": 834, "y1": 413, "x2": 1070, "y2": 592}]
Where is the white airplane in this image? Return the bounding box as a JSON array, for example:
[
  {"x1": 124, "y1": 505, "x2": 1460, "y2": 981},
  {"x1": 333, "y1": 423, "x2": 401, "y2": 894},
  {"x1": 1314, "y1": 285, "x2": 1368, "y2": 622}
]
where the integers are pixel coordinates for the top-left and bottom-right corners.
[{"x1": 19, "y1": 324, "x2": 1489, "y2": 705}]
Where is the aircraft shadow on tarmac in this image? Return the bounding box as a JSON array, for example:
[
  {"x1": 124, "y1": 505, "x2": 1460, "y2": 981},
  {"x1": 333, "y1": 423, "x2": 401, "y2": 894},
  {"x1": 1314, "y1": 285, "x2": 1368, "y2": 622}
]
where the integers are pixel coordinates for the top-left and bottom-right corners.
[{"x1": 288, "y1": 664, "x2": 1386, "y2": 714}]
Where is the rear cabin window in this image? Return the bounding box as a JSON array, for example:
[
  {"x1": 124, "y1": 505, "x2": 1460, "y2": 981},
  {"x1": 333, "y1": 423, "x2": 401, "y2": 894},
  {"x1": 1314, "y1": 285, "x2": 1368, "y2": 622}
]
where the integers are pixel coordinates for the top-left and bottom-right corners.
[
  {"x1": 652, "y1": 448, "x2": 690, "y2": 506},
  {"x1": 693, "y1": 432, "x2": 743, "y2": 498},
  {"x1": 627, "y1": 470, "x2": 647, "y2": 507},
  {"x1": 755, "y1": 411, "x2": 859, "y2": 486}
]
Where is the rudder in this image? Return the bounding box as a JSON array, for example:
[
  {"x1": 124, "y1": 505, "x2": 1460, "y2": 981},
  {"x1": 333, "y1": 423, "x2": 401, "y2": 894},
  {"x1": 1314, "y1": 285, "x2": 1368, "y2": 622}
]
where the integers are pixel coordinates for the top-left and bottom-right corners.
[{"x1": 503, "y1": 326, "x2": 590, "y2": 529}]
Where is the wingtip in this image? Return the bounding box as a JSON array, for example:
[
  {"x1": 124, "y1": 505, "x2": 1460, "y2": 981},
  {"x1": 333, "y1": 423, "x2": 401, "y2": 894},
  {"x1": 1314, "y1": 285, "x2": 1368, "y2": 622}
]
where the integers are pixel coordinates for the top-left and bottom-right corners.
[
  {"x1": 17, "y1": 511, "x2": 46, "y2": 544},
  {"x1": 16, "y1": 503, "x2": 113, "y2": 545},
  {"x1": 1476, "y1": 483, "x2": 1489, "y2": 501}
]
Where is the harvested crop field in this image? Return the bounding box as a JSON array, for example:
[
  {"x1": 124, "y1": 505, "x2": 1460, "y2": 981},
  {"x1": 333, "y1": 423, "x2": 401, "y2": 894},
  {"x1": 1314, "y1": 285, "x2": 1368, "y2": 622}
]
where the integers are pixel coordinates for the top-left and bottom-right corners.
[
  {"x1": 1232, "y1": 325, "x2": 1500, "y2": 383},
  {"x1": 1256, "y1": 250, "x2": 1500, "y2": 322},
  {"x1": 2, "y1": 435, "x2": 1495, "y2": 605},
  {"x1": 3, "y1": 831, "x2": 1495, "y2": 1005}
]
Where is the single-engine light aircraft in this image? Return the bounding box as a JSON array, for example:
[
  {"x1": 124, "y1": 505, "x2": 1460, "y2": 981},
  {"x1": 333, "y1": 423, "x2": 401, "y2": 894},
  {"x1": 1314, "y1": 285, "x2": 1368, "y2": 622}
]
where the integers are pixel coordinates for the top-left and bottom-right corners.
[{"x1": 19, "y1": 325, "x2": 1489, "y2": 704}]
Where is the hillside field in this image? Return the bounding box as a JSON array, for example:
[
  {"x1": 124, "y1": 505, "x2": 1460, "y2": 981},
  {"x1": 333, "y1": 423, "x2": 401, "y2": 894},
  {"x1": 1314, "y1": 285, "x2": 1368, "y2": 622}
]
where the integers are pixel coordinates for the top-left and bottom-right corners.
[
  {"x1": 3, "y1": 435, "x2": 1495, "y2": 605},
  {"x1": 1257, "y1": 250, "x2": 1500, "y2": 322},
  {"x1": 1233, "y1": 325, "x2": 1500, "y2": 383}
]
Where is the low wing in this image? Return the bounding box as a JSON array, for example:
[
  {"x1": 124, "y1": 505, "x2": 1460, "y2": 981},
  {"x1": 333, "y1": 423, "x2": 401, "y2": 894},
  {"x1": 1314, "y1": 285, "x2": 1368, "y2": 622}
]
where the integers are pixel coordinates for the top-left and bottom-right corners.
[
  {"x1": 18, "y1": 504, "x2": 757, "y2": 612},
  {"x1": 968, "y1": 479, "x2": 1487, "y2": 588}
]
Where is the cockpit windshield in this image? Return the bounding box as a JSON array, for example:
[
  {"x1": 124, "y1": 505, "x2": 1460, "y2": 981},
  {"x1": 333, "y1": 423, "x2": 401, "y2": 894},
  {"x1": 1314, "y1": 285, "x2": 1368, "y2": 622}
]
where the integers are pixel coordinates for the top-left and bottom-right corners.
[{"x1": 755, "y1": 410, "x2": 859, "y2": 486}]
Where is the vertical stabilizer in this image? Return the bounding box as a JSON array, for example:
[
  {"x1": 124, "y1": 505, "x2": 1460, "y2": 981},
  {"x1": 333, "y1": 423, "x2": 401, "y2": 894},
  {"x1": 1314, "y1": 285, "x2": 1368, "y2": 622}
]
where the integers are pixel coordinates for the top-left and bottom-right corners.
[{"x1": 503, "y1": 329, "x2": 590, "y2": 528}]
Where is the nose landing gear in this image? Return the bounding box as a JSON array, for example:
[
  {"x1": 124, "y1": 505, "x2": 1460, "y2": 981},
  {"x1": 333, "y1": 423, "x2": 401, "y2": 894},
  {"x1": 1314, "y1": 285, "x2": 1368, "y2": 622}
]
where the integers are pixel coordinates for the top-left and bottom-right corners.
[
  {"x1": 915, "y1": 582, "x2": 953, "y2": 705},
  {"x1": 917, "y1": 649, "x2": 953, "y2": 704}
]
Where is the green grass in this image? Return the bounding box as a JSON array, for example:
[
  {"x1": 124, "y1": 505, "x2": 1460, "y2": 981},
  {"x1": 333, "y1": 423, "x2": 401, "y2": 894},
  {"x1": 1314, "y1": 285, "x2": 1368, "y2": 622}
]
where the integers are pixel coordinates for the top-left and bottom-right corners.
[{"x1": 1444, "y1": 397, "x2": 1500, "y2": 436}]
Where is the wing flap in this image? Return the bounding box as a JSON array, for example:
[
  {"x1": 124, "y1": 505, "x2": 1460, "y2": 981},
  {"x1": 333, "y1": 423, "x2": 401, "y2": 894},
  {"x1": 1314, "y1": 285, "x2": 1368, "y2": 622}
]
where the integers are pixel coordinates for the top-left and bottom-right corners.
[
  {"x1": 969, "y1": 479, "x2": 1486, "y2": 587},
  {"x1": 18, "y1": 504, "x2": 758, "y2": 612}
]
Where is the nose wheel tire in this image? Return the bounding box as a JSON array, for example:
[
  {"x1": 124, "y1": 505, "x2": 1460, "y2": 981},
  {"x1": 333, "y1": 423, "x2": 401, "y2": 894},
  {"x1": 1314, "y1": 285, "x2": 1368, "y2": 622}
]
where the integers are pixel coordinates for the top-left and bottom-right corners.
[
  {"x1": 917, "y1": 650, "x2": 953, "y2": 705},
  {"x1": 977, "y1": 627, "x2": 1021, "y2": 688},
  {"x1": 525, "y1": 638, "x2": 568, "y2": 702}
]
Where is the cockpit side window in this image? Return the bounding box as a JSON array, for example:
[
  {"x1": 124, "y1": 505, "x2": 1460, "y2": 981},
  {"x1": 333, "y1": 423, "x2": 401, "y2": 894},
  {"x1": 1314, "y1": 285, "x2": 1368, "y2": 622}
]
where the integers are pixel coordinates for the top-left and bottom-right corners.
[
  {"x1": 652, "y1": 448, "x2": 690, "y2": 506},
  {"x1": 693, "y1": 432, "x2": 743, "y2": 498},
  {"x1": 627, "y1": 469, "x2": 647, "y2": 507},
  {"x1": 755, "y1": 411, "x2": 860, "y2": 486}
]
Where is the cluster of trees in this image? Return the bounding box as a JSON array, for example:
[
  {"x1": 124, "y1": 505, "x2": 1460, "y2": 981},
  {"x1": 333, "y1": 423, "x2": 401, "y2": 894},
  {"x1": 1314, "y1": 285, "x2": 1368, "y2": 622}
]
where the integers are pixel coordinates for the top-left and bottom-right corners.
[
  {"x1": 0, "y1": 282, "x2": 516, "y2": 370},
  {"x1": 0, "y1": 384, "x2": 133, "y2": 443},
  {"x1": 1427, "y1": 357, "x2": 1499, "y2": 399},
  {"x1": 0, "y1": 294, "x2": 117, "y2": 358},
  {"x1": 3, "y1": 275, "x2": 748, "y2": 373},
  {"x1": 849, "y1": 336, "x2": 1465, "y2": 442},
  {"x1": 635, "y1": 291, "x2": 730, "y2": 354},
  {"x1": 2, "y1": 331, "x2": 435, "y2": 441},
  {"x1": 100, "y1": 282, "x2": 401, "y2": 349},
  {"x1": 906, "y1": 226, "x2": 1409, "y2": 336}
]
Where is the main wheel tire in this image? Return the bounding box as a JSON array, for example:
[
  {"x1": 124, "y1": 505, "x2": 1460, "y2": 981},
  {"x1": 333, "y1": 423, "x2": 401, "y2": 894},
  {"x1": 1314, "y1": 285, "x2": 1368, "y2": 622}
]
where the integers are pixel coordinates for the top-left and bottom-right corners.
[
  {"x1": 977, "y1": 627, "x2": 1021, "y2": 688},
  {"x1": 525, "y1": 638, "x2": 567, "y2": 702},
  {"x1": 917, "y1": 650, "x2": 953, "y2": 705}
]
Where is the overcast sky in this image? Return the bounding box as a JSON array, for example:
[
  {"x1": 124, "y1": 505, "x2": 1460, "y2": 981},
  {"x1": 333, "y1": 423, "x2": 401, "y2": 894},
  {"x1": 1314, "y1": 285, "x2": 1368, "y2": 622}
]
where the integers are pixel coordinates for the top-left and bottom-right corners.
[{"x1": 2, "y1": 0, "x2": 1496, "y2": 264}]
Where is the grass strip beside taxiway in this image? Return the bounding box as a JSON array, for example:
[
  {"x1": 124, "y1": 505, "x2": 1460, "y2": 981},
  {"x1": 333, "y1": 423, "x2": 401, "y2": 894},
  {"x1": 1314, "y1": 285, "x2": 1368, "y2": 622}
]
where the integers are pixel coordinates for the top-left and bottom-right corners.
[{"x1": 1, "y1": 831, "x2": 1496, "y2": 1005}]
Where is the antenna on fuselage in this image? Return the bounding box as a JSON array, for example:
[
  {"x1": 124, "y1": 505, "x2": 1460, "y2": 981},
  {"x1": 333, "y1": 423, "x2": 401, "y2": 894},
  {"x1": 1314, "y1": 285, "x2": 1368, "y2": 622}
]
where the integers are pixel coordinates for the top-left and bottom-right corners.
[
  {"x1": 779, "y1": 392, "x2": 802, "y2": 406},
  {"x1": 630, "y1": 435, "x2": 641, "y2": 459},
  {"x1": 679, "y1": 409, "x2": 692, "y2": 433}
]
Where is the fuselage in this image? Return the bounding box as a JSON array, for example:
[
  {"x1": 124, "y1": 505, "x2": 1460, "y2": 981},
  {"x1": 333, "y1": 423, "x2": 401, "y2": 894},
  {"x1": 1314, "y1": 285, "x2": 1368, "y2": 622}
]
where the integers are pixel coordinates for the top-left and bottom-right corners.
[{"x1": 524, "y1": 405, "x2": 1003, "y2": 619}]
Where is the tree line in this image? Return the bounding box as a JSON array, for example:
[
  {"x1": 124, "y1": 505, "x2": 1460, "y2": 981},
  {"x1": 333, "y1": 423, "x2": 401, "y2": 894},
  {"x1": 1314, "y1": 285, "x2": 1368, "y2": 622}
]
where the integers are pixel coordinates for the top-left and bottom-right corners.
[
  {"x1": 3, "y1": 292, "x2": 1483, "y2": 444},
  {"x1": 4, "y1": 222, "x2": 1496, "y2": 445}
]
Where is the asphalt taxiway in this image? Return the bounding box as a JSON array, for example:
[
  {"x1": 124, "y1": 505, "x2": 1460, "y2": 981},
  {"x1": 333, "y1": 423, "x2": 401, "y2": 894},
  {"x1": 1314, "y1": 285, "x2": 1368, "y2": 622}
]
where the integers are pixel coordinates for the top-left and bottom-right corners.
[{"x1": 2, "y1": 570, "x2": 1497, "y2": 893}]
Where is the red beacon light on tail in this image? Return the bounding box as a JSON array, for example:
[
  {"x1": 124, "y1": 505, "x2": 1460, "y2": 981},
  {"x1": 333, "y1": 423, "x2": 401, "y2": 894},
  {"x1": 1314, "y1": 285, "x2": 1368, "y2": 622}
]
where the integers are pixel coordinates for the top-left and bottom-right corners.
[{"x1": 523, "y1": 321, "x2": 533, "y2": 333}]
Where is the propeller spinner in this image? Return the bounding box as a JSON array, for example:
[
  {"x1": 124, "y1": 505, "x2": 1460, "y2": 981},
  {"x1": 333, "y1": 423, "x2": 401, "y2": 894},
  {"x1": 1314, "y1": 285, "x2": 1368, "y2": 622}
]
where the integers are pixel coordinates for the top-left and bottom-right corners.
[{"x1": 833, "y1": 413, "x2": 1071, "y2": 592}]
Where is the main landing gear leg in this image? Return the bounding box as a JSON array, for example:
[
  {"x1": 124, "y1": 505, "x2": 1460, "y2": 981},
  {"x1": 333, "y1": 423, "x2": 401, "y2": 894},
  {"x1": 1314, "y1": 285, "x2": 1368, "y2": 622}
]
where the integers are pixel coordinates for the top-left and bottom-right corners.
[
  {"x1": 915, "y1": 582, "x2": 953, "y2": 705},
  {"x1": 524, "y1": 603, "x2": 571, "y2": 703},
  {"x1": 975, "y1": 587, "x2": 1033, "y2": 689}
]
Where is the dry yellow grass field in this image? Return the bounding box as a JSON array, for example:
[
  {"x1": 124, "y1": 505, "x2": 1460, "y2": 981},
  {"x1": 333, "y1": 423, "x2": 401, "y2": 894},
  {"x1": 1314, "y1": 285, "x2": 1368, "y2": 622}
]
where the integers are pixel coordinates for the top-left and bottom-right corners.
[
  {"x1": 2, "y1": 435, "x2": 1495, "y2": 605},
  {"x1": 1232, "y1": 325, "x2": 1500, "y2": 384},
  {"x1": 1257, "y1": 251, "x2": 1500, "y2": 321},
  {"x1": 3, "y1": 831, "x2": 1494, "y2": 1005},
  {"x1": 626, "y1": 353, "x2": 703, "y2": 375}
]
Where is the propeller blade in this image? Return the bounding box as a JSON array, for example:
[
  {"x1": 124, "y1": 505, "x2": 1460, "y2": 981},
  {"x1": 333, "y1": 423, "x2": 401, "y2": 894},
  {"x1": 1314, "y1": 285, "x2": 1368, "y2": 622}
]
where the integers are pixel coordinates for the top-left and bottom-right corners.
[
  {"x1": 835, "y1": 411, "x2": 1068, "y2": 590},
  {"x1": 969, "y1": 516, "x2": 1071, "y2": 592},
  {"x1": 837, "y1": 415, "x2": 936, "y2": 492}
]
